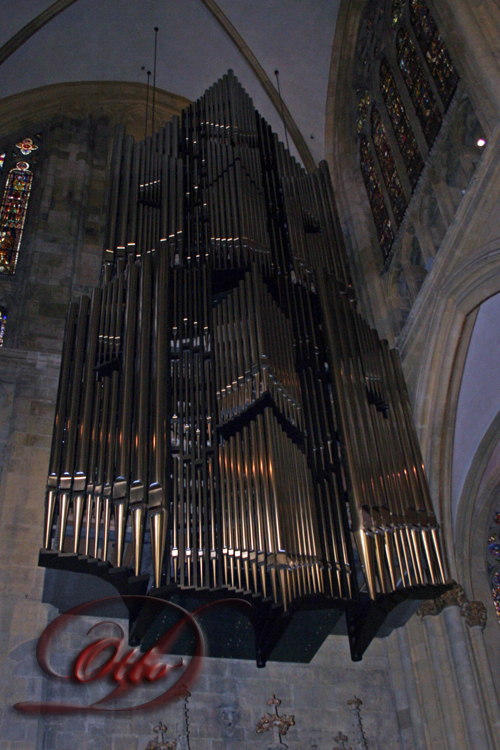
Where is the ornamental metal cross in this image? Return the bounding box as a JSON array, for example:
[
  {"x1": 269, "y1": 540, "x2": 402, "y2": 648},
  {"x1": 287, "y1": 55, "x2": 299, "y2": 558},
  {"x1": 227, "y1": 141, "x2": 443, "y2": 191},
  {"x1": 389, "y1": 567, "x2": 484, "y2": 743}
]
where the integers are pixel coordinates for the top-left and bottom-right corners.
[{"x1": 256, "y1": 695, "x2": 295, "y2": 748}]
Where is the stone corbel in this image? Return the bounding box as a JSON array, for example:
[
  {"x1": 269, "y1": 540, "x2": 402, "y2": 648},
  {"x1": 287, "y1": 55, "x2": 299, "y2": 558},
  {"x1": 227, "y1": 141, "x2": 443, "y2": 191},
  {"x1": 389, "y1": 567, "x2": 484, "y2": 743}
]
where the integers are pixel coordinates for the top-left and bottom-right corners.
[
  {"x1": 463, "y1": 600, "x2": 488, "y2": 630},
  {"x1": 416, "y1": 581, "x2": 486, "y2": 628}
]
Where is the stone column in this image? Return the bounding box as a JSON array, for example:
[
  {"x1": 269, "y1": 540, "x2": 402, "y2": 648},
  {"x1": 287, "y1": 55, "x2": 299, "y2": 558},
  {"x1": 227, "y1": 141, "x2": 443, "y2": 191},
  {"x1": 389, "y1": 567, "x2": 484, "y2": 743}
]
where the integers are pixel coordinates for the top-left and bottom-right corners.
[
  {"x1": 386, "y1": 627, "x2": 422, "y2": 750},
  {"x1": 395, "y1": 627, "x2": 428, "y2": 750},
  {"x1": 411, "y1": 584, "x2": 500, "y2": 750},
  {"x1": 441, "y1": 594, "x2": 492, "y2": 750},
  {"x1": 418, "y1": 601, "x2": 465, "y2": 750},
  {"x1": 463, "y1": 602, "x2": 500, "y2": 750}
]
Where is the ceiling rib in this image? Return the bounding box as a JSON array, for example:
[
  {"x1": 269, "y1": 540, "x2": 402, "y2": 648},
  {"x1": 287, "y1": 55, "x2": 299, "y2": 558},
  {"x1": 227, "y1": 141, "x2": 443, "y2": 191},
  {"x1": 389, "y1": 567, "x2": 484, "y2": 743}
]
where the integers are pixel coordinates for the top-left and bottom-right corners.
[{"x1": 0, "y1": 0, "x2": 79, "y2": 67}]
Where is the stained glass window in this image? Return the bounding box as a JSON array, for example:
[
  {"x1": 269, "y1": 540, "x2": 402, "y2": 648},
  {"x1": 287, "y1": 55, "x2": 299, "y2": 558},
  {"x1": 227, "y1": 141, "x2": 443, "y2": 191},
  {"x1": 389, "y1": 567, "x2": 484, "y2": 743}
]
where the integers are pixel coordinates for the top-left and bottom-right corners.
[
  {"x1": 396, "y1": 28, "x2": 442, "y2": 147},
  {"x1": 392, "y1": 0, "x2": 405, "y2": 26},
  {"x1": 371, "y1": 106, "x2": 407, "y2": 226},
  {"x1": 0, "y1": 153, "x2": 5, "y2": 173},
  {"x1": 360, "y1": 137, "x2": 395, "y2": 258},
  {"x1": 0, "y1": 161, "x2": 33, "y2": 275},
  {"x1": 487, "y1": 508, "x2": 500, "y2": 626},
  {"x1": 16, "y1": 138, "x2": 38, "y2": 157},
  {"x1": 410, "y1": 0, "x2": 458, "y2": 107},
  {"x1": 380, "y1": 58, "x2": 424, "y2": 188},
  {"x1": 357, "y1": 91, "x2": 371, "y2": 134},
  {"x1": 0, "y1": 308, "x2": 6, "y2": 347}
]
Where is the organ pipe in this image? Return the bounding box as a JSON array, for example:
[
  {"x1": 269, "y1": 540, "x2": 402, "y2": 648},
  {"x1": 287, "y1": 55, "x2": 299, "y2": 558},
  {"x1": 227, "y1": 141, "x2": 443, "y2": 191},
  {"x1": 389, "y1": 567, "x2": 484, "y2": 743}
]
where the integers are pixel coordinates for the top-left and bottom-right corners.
[{"x1": 41, "y1": 71, "x2": 446, "y2": 659}]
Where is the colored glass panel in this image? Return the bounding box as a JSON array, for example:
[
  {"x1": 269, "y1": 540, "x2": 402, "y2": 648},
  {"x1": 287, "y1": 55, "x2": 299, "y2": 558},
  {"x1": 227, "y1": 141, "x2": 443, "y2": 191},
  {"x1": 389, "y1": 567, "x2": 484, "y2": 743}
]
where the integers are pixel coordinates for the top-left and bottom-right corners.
[
  {"x1": 0, "y1": 161, "x2": 33, "y2": 275},
  {"x1": 396, "y1": 28, "x2": 442, "y2": 147},
  {"x1": 0, "y1": 308, "x2": 6, "y2": 347},
  {"x1": 494, "y1": 585, "x2": 500, "y2": 622},
  {"x1": 0, "y1": 153, "x2": 5, "y2": 172},
  {"x1": 392, "y1": 0, "x2": 405, "y2": 26},
  {"x1": 16, "y1": 137, "x2": 38, "y2": 156},
  {"x1": 410, "y1": 0, "x2": 458, "y2": 107},
  {"x1": 487, "y1": 510, "x2": 500, "y2": 626},
  {"x1": 357, "y1": 90, "x2": 371, "y2": 134},
  {"x1": 380, "y1": 58, "x2": 424, "y2": 187},
  {"x1": 360, "y1": 137, "x2": 394, "y2": 258},
  {"x1": 371, "y1": 106, "x2": 407, "y2": 226},
  {"x1": 490, "y1": 543, "x2": 500, "y2": 560}
]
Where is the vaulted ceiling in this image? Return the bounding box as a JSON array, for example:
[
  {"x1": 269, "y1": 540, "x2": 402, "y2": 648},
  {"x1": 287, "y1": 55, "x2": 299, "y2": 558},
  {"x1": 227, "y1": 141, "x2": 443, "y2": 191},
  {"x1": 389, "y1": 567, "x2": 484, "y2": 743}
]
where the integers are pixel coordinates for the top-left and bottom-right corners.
[{"x1": 0, "y1": 0, "x2": 341, "y2": 167}]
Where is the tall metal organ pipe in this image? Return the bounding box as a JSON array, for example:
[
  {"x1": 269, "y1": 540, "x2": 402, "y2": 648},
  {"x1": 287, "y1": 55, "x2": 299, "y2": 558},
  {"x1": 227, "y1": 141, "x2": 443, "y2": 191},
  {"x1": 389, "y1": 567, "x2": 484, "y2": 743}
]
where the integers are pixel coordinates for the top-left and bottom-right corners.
[{"x1": 40, "y1": 71, "x2": 447, "y2": 662}]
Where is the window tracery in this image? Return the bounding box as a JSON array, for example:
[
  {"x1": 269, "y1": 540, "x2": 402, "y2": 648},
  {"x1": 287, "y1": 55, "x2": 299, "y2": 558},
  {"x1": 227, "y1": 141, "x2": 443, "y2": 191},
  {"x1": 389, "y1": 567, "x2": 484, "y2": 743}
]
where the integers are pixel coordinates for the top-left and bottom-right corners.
[
  {"x1": 0, "y1": 161, "x2": 33, "y2": 275},
  {"x1": 15, "y1": 138, "x2": 38, "y2": 157},
  {"x1": 409, "y1": 0, "x2": 458, "y2": 107},
  {"x1": 360, "y1": 136, "x2": 394, "y2": 258},
  {"x1": 396, "y1": 27, "x2": 442, "y2": 147},
  {"x1": 371, "y1": 105, "x2": 407, "y2": 225},
  {"x1": 487, "y1": 509, "x2": 500, "y2": 626},
  {"x1": 380, "y1": 58, "x2": 424, "y2": 187}
]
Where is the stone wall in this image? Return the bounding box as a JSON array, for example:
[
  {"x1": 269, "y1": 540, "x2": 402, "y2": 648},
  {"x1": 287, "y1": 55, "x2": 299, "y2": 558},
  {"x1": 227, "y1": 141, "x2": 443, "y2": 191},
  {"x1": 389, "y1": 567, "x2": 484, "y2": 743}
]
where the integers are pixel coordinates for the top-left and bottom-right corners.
[
  {"x1": 0, "y1": 110, "x2": 114, "y2": 749},
  {"x1": 0, "y1": 112, "x2": 113, "y2": 353},
  {"x1": 1, "y1": 613, "x2": 404, "y2": 750}
]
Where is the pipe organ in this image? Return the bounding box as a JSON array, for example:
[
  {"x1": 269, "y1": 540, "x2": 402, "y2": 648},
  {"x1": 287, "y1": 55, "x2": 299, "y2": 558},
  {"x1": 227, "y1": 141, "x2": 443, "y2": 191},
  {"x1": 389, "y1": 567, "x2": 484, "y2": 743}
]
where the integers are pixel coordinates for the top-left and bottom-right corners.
[{"x1": 40, "y1": 71, "x2": 447, "y2": 662}]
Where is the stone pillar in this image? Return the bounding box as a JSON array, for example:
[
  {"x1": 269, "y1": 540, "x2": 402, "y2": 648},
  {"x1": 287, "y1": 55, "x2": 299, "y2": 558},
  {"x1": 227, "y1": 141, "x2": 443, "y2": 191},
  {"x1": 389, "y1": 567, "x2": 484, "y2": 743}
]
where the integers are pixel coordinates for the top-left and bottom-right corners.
[
  {"x1": 395, "y1": 627, "x2": 428, "y2": 750},
  {"x1": 463, "y1": 602, "x2": 500, "y2": 750},
  {"x1": 418, "y1": 601, "x2": 465, "y2": 750},
  {"x1": 387, "y1": 627, "x2": 422, "y2": 750},
  {"x1": 439, "y1": 588, "x2": 493, "y2": 750},
  {"x1": 410, "y1": 583, "x2": 500, "y2": 750}
]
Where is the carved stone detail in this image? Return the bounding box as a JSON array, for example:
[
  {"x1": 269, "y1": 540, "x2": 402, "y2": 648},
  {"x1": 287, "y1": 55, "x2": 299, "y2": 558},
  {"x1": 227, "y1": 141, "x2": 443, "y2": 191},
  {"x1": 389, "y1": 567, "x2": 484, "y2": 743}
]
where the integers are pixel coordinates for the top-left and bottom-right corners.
[
  {"x1": 416, "y1": 582, "x2": 488, "y2": 630},
  {"x1": 463, "y1": 601, "x2": 487, "y2": 630},
  {"x1": 219, "y1": 702, "x2": 238, "y2": 737},
  {"x1": 439, "y1": 582, "x2": 468, "y2": 609},
  {"x1": 416, "y1": 599, "x2": 443, "y2": 618}
]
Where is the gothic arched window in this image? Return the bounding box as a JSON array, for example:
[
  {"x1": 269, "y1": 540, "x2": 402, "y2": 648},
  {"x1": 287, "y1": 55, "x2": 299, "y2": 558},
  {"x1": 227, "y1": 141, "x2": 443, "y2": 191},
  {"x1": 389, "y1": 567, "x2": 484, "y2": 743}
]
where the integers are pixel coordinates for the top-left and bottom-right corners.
[
  {"x1": 360, "y1": 136, "x2": 394, "y2": 258},
  {"x1": 380, "y1": 58, "x2": 424, "y2": 187},
  {"x1": 487, "y1": 509, "x2": 500, "y2": 626},
  {"x1": 396, "y1": 27, "x2": 442, "y2": 147},
  {"x1": 0, "y1": 161, "x2": 33, "y2": 275},
  {"x1": 409, "y1": 0, "x2": 458, "y2": 107},
  {"x1": 370, "y1": 106, "x2": 407, "y2": 226}
]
